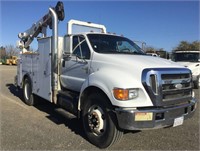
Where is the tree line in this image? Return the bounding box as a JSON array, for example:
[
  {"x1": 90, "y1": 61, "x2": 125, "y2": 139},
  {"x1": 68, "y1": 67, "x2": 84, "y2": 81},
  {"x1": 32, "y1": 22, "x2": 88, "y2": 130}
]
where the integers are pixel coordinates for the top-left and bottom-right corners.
[
  {"x1": 0, "y1": 45, "x2": 19, "y2": 63},
  {"x1": 145, "y1": 40, "x2": 200, "y2": 58},
  {"x1": 172, "y1": 41, "x2": 200, "y2": 52}
]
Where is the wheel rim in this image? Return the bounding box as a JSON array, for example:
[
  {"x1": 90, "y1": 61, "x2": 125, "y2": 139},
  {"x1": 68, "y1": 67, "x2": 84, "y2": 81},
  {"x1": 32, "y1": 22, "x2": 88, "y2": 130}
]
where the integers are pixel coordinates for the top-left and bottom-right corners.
[
  {"x1": 24, "y1": 82, "x2": 30, "y2": 100},
  {"x1": 87, "y1": 105, "x2": 106, "y2": 136}
]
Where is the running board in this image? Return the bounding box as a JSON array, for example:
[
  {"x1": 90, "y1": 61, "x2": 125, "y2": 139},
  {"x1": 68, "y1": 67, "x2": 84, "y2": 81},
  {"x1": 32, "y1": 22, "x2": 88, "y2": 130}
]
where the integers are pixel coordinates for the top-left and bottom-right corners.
[{"x1": 57, "y1": 90, "x2": 79, "y2": 116}]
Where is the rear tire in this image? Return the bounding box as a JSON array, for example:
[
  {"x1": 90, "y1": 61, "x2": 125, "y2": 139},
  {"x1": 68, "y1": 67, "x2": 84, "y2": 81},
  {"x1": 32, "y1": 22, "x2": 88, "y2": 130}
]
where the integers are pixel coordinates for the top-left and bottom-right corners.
[
  {"x1": 82, "y1": 93, "x2": 123, "y2": 148},
  {"x1": 23, "y1": 78, "x2": 35, "y2": 106}
]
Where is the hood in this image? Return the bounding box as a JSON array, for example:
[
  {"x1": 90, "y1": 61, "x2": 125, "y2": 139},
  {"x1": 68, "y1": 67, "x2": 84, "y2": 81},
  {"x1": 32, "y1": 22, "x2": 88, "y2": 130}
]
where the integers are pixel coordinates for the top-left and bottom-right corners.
[{"x1": 93, "y1": 54, "x2": 184, "y2": 71}]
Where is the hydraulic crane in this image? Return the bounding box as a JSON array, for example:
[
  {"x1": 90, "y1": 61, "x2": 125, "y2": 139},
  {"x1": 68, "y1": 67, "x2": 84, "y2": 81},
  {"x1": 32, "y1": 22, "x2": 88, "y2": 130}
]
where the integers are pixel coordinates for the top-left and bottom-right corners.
[
  {"x1": 17, "y1": 1, "x2": 65, "y2": 104},
  {"x1": 18, "y1": 1, "x2": 64, "y2": 50}
]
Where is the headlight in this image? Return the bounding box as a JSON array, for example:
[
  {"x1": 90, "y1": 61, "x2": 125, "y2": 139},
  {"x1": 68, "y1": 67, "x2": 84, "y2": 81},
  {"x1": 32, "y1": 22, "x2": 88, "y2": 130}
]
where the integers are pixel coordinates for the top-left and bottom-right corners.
[{"x1": 113, "y1": 88, "x2": 138, "y2": 101}]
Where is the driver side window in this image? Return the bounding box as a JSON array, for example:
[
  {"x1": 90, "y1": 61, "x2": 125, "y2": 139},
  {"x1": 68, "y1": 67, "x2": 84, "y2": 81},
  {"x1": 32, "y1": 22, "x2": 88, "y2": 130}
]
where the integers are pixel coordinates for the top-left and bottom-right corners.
[{"x1": 72, "y1": 35, "x2": 90, "y2": 59}]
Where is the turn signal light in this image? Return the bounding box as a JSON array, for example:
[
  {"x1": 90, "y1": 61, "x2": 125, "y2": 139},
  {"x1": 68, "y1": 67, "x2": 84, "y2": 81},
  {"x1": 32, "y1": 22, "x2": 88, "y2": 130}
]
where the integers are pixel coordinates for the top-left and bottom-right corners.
[
  {"x1": 113, "y1": 89, "x2": 129, "y2": 100},
  {"x1": 113, "y1": 88, "x2": 139, "y2": 101}
]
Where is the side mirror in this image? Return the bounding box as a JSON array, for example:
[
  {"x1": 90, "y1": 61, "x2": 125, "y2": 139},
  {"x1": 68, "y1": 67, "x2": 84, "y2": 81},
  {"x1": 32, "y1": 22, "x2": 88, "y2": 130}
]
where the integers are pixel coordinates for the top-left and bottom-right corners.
[
  {"x1": 62, "y1": 52, "x2": 71, "y2": 67},
  {"x1": 63, "y1": 52, "x2": 71, "y2": 61}
]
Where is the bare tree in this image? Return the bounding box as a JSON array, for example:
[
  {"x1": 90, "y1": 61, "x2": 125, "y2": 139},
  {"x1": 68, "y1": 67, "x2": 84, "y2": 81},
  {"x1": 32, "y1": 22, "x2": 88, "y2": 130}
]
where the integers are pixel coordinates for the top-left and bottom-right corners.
[
  {"x1": 0, "y1": 46, "x2": 6, "y2": 59},
  {"x1": 5, "y1": 45, "x2": 19, "y2": 58}
]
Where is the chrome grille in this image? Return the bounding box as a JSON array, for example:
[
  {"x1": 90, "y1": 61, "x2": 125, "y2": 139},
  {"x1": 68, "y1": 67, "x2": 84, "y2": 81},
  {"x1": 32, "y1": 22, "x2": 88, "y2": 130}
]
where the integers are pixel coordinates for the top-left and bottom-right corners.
[
  {"x1": 142, "y1": 68, "x2": 193, "y2": 107},
  {"x1": 161, "y1": 73, "x2": 192, "y2": 102}
]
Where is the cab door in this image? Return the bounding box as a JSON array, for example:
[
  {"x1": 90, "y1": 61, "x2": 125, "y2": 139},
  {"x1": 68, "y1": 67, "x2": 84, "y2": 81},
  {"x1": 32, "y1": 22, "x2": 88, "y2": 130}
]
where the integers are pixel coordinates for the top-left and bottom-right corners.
[{"x1": 61, "y1": 35, "x2": 91, "y2": 92}]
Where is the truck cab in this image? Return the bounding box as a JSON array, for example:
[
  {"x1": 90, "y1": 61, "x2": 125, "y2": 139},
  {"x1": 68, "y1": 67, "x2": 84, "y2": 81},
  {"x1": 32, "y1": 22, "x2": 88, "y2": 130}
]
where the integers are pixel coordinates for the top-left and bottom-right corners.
[
  {"x1": 60, "y1": 33, "x2": 146, "y2": 92},
  {"x1": 172, "y1": 51, "x2": 200, "y2": 89}
]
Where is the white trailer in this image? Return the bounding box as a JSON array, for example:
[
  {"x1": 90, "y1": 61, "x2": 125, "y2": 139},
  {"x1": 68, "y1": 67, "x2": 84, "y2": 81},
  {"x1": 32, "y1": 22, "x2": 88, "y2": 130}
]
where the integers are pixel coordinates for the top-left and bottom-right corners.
[{"x1": 15, "y1": 1, "x2": 197, "y2": 148}]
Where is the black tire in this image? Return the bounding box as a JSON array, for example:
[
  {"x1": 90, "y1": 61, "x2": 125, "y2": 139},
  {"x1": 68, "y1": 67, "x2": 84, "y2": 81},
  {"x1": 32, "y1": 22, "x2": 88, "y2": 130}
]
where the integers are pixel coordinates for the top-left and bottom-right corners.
[
  {"x1": 23, "y1": 77, "x2": 35, "y2": 106},
  {"x1": 194, "y1": 77, "x2": 199, "y2": 89},
  {"x1": 82, "y1": 93, "x2": 123, "y2": 148}
]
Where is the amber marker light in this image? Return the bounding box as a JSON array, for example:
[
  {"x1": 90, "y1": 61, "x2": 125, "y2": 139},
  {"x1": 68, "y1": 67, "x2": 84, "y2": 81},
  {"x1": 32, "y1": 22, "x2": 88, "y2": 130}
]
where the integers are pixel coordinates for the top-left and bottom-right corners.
[
  {"x1": 113, "y1": 88, "x2": 129, "y2": 100},
  {"x1": 113, "y1": 88, "x2": 139, "y2": 101}
]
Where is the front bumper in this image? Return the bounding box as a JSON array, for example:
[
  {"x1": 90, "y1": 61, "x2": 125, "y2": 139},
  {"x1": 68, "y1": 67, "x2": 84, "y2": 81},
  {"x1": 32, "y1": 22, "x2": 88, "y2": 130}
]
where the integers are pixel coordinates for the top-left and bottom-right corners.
[{"x1": 115, "y1": 98, "x2": 197, "y2": 130}]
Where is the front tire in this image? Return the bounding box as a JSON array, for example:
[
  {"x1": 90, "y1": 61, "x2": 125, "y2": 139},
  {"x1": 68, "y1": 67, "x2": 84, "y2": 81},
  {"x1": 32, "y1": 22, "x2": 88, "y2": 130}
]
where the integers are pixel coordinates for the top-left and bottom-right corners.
[
  {"x1": 82, "y1": 93, "x2": 123, "y2": 148},
  {"x1": 23, "y1": 78, "x2": 35, "y2": 106}
]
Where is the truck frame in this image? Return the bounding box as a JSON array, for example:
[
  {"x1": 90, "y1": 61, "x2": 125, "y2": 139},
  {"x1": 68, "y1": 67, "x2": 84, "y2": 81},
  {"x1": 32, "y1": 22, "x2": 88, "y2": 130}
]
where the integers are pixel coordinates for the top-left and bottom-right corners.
[{"x1": 15, "y1": 1, "x2": 197, "y2": 148}]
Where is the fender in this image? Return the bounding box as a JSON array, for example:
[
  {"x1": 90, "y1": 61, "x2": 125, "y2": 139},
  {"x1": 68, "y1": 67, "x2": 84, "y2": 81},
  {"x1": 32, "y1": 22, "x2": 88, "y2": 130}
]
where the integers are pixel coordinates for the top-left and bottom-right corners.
[{"x1": 78, "y1": 68, "x2": 153, "y2": 110}]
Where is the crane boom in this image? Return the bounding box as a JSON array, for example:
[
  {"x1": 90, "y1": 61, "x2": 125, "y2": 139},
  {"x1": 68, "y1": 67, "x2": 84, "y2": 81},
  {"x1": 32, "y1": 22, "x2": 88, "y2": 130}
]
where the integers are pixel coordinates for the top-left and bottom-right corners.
[{"x1": 18, "y1": 1, "x2": 64, "y2": 49}]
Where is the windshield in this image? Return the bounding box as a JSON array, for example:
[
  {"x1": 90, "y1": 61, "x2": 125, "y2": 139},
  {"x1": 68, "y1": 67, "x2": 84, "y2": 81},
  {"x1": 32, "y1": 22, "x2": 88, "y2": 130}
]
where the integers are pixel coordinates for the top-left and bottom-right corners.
[
  {"x1": 173, "y1": 52, "x2": 200, "y2": 62},
  {"x1": 87, "y1": 34, "x2": 145, "y2": 55}
]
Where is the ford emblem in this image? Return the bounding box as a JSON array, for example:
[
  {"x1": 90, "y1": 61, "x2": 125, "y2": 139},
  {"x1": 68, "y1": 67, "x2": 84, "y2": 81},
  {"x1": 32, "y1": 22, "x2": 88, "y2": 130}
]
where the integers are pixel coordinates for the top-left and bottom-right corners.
[{"x1": 175, "y1": 83, "x2": 183, "y2": 89}]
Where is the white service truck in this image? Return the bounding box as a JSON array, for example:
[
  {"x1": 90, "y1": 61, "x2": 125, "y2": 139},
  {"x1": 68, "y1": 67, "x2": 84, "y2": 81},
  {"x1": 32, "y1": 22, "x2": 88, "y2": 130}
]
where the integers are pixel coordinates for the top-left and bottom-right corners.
[
  {"x1": 15, "y1": 1, "x2": 197, "y2": 148},
  {"x1": 172, "y1": 51, "x2": 200, "y2": 89}
]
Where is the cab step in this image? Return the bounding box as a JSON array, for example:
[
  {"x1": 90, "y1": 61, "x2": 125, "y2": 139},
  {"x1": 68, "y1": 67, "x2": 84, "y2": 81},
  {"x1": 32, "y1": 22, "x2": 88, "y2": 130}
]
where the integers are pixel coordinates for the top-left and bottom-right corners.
[{"x1": 57, "y1": 90, "x2": 79, "y2": 116}]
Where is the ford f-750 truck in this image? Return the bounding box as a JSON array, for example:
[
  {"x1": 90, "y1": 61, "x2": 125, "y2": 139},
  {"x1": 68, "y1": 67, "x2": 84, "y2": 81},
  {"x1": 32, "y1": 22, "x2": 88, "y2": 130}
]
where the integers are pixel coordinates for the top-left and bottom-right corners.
[{"x1": 15, "y1": 1, "x2": 197, "y2": 148}]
